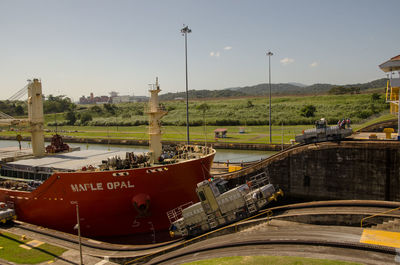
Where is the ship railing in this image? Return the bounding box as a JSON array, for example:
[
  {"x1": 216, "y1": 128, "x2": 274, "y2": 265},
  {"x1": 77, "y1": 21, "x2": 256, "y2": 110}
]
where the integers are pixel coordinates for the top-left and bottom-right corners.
[
  {"x1": 144, "y1": 104, "x2": 167, "y2": 113},
  {"x1": 167, "y1": 201, "x2": 194, "y2": 224},
  {"x1": 247, "y1": 172, "x2": 270, "y2": 190}
]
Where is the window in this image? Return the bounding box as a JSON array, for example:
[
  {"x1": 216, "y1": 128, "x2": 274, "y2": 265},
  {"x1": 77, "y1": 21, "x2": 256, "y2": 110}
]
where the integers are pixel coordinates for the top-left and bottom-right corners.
[
  {"x1": 303, "y1": 175, "x2": 310, "y2": 187},
  {"x1": 198, "y1": 191, "x2": 206, "y2": 201}
]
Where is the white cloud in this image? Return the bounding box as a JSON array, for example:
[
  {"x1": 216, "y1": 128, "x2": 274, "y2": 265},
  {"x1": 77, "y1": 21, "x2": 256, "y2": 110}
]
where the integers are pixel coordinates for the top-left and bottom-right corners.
[
  {"x1": 280, "y1": 57, "x2": 294, "y2": 65},
  {"x1": 210, "y1": 51, "x2": 220, "y2": 57},
  {"x1": 310, "y1": 62, "x2": 318, "y2": 67},
  {"x1": 223, "y1": 46, "x2": 232, "y2": 50}
]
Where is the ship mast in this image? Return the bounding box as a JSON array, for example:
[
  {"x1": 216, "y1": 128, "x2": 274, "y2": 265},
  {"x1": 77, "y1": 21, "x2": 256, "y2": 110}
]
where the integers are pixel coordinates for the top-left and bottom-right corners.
[{"x1": 148, "y1": 78, "x2": 167, "y2": 164}]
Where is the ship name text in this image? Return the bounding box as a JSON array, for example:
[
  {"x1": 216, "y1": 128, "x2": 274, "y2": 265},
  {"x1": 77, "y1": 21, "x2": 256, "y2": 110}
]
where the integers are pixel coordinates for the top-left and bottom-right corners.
[{"x1": 70, "y1": 181, "x2": 135, "y2": 192}]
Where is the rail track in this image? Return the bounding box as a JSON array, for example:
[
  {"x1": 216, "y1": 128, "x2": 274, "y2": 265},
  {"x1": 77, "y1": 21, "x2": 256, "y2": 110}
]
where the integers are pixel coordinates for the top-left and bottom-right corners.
[
  {"x1": 145, "y1": 236, "x2": 397, "y2": 265},
  {"x1": 1, "y1": 199, "x2": 398, "y2": 264},
  {"x1": 122, "y1": 200, "x2": 400, "y2": 264}
]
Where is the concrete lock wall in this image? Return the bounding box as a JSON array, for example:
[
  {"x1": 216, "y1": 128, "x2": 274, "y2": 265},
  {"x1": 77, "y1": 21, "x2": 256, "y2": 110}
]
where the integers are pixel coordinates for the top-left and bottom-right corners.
[{"x1": 263, "y1": 141, "x2": 400, "y2": 201}]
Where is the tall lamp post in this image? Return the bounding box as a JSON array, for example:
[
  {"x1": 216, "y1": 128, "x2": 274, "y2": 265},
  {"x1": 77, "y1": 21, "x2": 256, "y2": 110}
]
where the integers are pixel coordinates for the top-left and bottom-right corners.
[
  {"x1": 267, "y1": 51, "x2": 273, "y2": 144},
  {"x1": 70, "y1": 201, "x2": 83, "y2": 265},
  {"x1": 181, "y1": 25, "x2": 192, "y2": 145}
]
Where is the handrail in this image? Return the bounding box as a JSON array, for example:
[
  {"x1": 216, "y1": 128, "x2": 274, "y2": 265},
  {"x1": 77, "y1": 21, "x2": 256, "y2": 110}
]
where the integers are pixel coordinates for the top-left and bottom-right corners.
[{"x1": 360, "y1": 206, "x2": 400, "y2": 228}]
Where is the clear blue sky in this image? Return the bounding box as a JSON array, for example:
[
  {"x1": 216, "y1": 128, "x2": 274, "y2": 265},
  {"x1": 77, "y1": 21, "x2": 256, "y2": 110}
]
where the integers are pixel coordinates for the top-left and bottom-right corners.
[{"x1": 0, "y1": 0, "x2": 399, "y2": 100}]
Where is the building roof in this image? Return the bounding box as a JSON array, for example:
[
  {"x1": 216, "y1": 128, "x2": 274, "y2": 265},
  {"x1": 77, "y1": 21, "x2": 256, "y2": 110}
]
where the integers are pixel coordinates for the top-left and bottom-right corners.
[
  {"x1": 214, "y1": 128, "x2": 227, "y2": 133},
  {"x1": 379, "y1": 54, "x2": 400, "y2": 72}
]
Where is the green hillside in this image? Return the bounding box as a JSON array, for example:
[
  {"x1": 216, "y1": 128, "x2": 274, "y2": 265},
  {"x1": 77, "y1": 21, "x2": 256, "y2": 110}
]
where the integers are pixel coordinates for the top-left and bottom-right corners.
[{"x1": 159, "y1": 78, "x2": 387, "y2": 100}]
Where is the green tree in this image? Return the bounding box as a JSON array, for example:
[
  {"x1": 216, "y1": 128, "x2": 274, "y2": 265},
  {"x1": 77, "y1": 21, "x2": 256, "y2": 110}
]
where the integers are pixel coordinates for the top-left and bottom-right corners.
[
  {"x1": 300, "y1": 104, "x2": 316, "y2": 118},
  {"x1": 90, "y1": 105, "x2": 103, "y2": 114},
  {"x1": 371, "y1": 93, "x2": 381, "y2": 101},
  {"x1": 65, "y1": 110, "x2": 77, "y2": 125},
  {"x1": 80, "y1": 112, "x2": 93, "y2": 125},
  {"x1": 15, "y1": 105, "x2": 24, "y2": 116},
  {"x1": 104, "y1": 103, "x2": 117, "y2": 115},
  {"x1": 43, "y1": 95, "x2": 75, "y2": 114}
]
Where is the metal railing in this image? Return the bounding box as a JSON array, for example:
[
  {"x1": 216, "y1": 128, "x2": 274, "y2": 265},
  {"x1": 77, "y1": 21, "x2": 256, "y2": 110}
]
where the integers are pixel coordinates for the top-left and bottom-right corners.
[{"x1": 360, "y1": 206, "x2": 400, "y2": 228}]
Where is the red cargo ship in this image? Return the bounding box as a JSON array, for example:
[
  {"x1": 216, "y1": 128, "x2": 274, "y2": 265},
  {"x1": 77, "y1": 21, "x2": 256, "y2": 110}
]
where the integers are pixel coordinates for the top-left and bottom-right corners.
[
  {"x1": 0, "y1": 147, "x2": 215, "y2": 238},
  {"x1": 0, "y1": 79, "x2": 216, "y2": 239}
]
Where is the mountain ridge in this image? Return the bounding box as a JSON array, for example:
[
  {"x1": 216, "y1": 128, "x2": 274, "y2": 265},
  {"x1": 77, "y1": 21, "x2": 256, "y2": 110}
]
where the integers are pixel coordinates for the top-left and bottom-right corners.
[{"x1": 159, "y1": 78, "x2": 387, "y2": 100}]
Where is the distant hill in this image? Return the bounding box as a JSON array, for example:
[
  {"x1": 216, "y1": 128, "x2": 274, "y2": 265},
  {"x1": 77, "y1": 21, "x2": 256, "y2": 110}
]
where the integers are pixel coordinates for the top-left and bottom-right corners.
[
  {"x1": 288, "y1": 82, "x2": 307, "y2": 87},
  {"x1": 159, "y1": 78, "x2": 387, "y2": 100},
  {"x1": 159, "y1": 89, "x2": 247, "y2": 101}
]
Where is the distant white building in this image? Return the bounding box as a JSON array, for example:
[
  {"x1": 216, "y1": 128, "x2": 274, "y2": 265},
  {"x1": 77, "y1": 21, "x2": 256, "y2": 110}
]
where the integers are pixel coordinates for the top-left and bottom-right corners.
[
  {"x1": 112, "y1": 95, "x2": 135, "y2": 103},
  {"x1": 108, "y1": 90, "x2": 148, "y2": 103}
]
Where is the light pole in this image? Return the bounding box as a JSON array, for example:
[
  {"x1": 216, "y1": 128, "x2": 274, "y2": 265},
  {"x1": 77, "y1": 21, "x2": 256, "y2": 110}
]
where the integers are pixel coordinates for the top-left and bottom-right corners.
[
  {"x1": 267, "y1": 51, "x2": 273, "y2": 144},
  {"x1": 71, "y1": 201, "x2": 83, "y2": 265},
  {"x1": 181, "y1": 24, "x2": 192, "y2": 145}
]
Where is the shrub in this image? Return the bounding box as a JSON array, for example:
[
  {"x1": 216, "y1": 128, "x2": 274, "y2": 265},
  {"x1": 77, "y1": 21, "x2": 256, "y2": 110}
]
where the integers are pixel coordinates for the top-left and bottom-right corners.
[
  {"x1": 300, "y1": 104, "x2": 316, "y2": 118},
  {"x1": 80, "y1": 113, "x2": 93, "y2": 125},
  {"x1": 65, "y1": 110, "x2": 77, "y2": 125},
  {"x1": 357, "y1": 110, "x2": 373, "y2": 119}
]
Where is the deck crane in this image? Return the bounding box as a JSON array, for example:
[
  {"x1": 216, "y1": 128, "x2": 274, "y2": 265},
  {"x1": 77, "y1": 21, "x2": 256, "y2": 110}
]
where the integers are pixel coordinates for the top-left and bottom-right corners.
[{"x1": 0, "y1": 79, "x2": 45, "y2": 156}]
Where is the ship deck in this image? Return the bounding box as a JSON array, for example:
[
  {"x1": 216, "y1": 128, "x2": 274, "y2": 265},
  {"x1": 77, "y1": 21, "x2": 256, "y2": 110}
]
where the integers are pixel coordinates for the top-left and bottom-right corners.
[
  {"x1": 0, "y1": 147, "x2": 34, "y2": 163},
  {"x1": 6, "y1": 149, "x2": 131, "y2": 171}
]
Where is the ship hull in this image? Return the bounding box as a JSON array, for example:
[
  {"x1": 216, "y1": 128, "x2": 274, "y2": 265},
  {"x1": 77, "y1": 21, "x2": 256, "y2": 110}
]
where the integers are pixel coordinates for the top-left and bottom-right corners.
[{"x1": 0, "y1": 151, "x2": 215, "y2": 238}]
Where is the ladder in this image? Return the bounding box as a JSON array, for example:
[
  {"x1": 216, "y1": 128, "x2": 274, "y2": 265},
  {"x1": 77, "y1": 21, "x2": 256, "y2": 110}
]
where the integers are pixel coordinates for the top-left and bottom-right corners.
[
  {"x1": 207, "y1": 213, "x2": 218, "y2": 229},
  {"x1": 245, "y1": 197, "x2": 257, "y2": 214}
]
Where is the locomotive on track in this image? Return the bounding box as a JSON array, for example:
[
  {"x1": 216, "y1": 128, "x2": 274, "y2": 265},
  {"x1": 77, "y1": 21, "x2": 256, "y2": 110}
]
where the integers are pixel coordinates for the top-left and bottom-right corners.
[
  {"x1": 295, "y1": 118, "x2": 353, "y2": 144},
  {"x1": 168, "y1": 173, "x2": 283, "y2": 238}
]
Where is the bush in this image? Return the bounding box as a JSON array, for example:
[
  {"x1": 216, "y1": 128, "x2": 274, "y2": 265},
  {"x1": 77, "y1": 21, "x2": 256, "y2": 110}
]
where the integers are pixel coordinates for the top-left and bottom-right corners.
[
  {"x1": 357, "y1": 110, "x2": 373, "y2": 119},
  {"x1": 80, "y1": 113, "x2": 93, "y2": 125},
  {"x1": 371, "y1": 93, "x2": 381, "y2": 101},
  {"x1": 65, "y1": 110, "x2": 77, "y2": 125},
  {"x1": 90, "y1": 105, "x2": 103, "y2": 114},
  {"x1": 300, "y1": 105, "x2": 316, "y2": 117}
]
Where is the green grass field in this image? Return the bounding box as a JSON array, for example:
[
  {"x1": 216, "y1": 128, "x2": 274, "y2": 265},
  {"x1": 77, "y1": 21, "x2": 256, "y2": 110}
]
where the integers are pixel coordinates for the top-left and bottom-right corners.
[
  {"x1": 45, "y1": 91, "x2": 389, "y2": 127},
  {"x1": 183, "y1": 256, "x2": 362, "y2": 265},
  {"x1": 1, "y1": 91, "x2": 395, "y2": 145},
  {"x1": 0, "y1": 231, "x2": 66, "y2": 264},
  {"x1": 0, "y1": 124, "x2": 317, "y2": 144},
  {"x1": 1, "y1": 112, "x2": 396, "y2": 145}
]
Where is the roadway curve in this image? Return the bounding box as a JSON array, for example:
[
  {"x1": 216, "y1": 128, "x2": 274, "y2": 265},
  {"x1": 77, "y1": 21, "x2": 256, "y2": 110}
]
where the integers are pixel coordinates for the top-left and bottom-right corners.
[{"x1": 123, "y1": 200, "x2": 400, "y2": 264}]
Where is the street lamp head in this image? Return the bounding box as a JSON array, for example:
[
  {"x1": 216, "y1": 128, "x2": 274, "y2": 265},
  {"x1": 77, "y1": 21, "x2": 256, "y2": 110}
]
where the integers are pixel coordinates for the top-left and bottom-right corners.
[
  {"x1": 267, "y1": 51, "x2": 273, "y2": 56},
  {"x1": 181, "y1": 24, "x2": 192, "y2": 35}
]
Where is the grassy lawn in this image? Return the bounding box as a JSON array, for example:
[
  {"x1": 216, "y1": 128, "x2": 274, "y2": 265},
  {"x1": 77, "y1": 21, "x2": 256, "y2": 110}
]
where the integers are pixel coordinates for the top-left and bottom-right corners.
[
  {"x1": 0, "y1": 124, "x2": 313, "y2": 144},
  {"x1": 0, "y1": 231, "x2": 66, "y2": 264},
  {"x1": 183, "y1": 256, "x2": 362, "y2": 265},
  {"x1": 1, "y1": 112, "x2": 397, "y2": 145},
  {"x1": 1, "y1": 91, "x2": 396, "y2": 145}
]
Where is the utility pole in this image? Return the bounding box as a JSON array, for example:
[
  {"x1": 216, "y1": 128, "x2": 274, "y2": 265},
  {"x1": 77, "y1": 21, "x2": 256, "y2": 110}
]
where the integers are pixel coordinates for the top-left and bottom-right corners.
[
  {"x1": 76, "y1": 204, "x2": 83, "y2": 265},
  {"x1": 181, "y1": 25, "x2": 192, "y2": 145},
  {"x1": 267, "y1": 51, "x2": 273, "y2": 143},
  {"x1": 71, "y1": 201, "x2": 83, "y2": 265}
]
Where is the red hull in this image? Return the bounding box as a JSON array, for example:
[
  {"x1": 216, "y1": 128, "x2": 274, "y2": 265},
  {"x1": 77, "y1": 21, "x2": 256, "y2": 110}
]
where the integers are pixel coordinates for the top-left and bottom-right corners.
[{"x1": 0, "y1": 151, "x2": 215, "y2": 238}]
